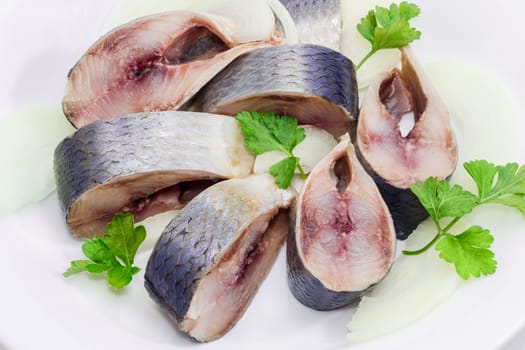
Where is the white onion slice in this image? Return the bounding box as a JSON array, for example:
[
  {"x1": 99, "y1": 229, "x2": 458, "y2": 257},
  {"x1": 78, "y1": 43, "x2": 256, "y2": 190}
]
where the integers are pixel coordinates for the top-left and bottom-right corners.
[
  {"x1": 264, "y1": 0, "x2": 299, "y2": 44},
  {"x1": 0, "y1": 106, "x2": 74, "y2": 217},
  {"x1": 347, "y1": 220, "x2": 463, "y2": 342}
]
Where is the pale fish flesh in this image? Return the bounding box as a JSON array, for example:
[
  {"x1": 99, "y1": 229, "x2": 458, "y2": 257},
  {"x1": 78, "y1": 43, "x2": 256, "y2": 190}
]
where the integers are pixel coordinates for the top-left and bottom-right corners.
[
  {"x1": 63, "y1": 10, "x2": 284, "y2": 128},
  {"x1": 355, "y1": 46, "x2": 458, "y2": 239},
  {"x1": 144, "y1": 174, "x2": 294, "y2": 342},
  {"x1": 287, "y1": 134, "x2": 396, "y2": 310}
]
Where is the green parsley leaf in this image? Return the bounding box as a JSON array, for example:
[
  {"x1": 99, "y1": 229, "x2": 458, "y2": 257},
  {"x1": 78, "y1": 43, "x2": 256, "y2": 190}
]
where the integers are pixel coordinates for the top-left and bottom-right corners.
[
  {"x1": 464, "y1": 160, "x2": 525, "y2": 214},
  {"x1": 269, "y1": 156, "x2": 299, "y2": 189},
  {"x1": 436, "y1": 226, "x2": 497, "y2": 279},
  {"x1": 463, "y1": 160, "x2": 498, "y2": 200},
  {"x1": 235, "y1": 111, "x2": 305, "y2": 155},
  {"x1": 63, "y1": 212, "x2": 146, "y2": 289},
  {"x1": 235, "y1": 111, "x2": 306, "y2": 188},
  {"x1": 410, "y1": 177, "x2": 477, "y2": 221},
  {"x1": 398, "y1": 1, "x2": 421, "y2": 21},
  {"x1": 63, "y1": 260, "x2": 94, "y2": 277},
  {"x1": 82, "y1": 236, "x2": 114, "y2": 264},
  {"x1": 405, "y1": 160, "x2": 525, "y2": 280},
  {"x1": 104, "y1": 213, "x2": 146, "y2": 266},
  {"x1": 356, "y1": 2, "x2": 421, "y2": 70},
  {"x1": 107, "y1": 265, "x2": 140, "y2": 289},
  {"x1": 493, "y1": 194, "x2": 525, "y2": 215},
  {"x1": 357, "y1": 10, "x2": 377, "y2": 44}
]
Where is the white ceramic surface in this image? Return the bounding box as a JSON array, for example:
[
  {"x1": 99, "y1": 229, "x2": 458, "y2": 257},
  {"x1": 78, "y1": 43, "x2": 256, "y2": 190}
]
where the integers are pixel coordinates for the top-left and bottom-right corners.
[{"x1": 0, "y1": 1, "x2": 524, "y2": 349}]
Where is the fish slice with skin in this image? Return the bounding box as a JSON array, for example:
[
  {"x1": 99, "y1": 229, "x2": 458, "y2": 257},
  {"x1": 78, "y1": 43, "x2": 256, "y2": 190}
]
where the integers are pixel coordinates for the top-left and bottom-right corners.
[
  {"x1": 189, "y1": 44, "x2": 358, "y2": 138},
  {"x1": 53, "y1": 111, "x2": 254, "y2": 238},
  {"x1": 144, "y1": 173, "x2": 295, "y2": 342},
  {"x1": 62, "y1": 10, "x2": 284, "y2": 128},
  {"x1": 279, "y1": 0, "x2": 342, "y2": 50},
  {"x1": 287, "y1": 134, "x2": 396, "y2": 311},
  {"x1": 355, "y1": 46, "x2": 458, "y2": 239}
]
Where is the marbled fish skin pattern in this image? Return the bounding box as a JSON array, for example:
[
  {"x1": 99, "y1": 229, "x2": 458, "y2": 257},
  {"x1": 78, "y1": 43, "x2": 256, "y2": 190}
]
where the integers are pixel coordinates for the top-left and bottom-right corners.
[
  {"x1": 279, "y1": 0, "x2": 342, "y2": 50},
  {"x1": 54, "y1": 111, "x2": 253, "y2": 232},
  {"x1": 144, "y1": 174, "x2": 294, "y2": 336},
  {"x1": 192, "y1": 44, "x2": 358, "y2": 137}
]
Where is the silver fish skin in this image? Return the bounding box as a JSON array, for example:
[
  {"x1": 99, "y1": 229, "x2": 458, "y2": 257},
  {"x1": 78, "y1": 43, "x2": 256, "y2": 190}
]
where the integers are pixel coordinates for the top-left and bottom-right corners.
[
  {"x1": 63, "y1": 11, "x2": 283, "y2": 128},
  {"x1": 279, "y1": 0, "x2": 342, "y2": 50},
  {"x1": 54, "y1": 111, "x2": 254, "y2": 238},
  {"x1": 356, "y1": 46, "x2": 458, "y2": 239},
  {"x1": 287, "y1": 134, "x2": 396, "y2": 310},
  {"x1": 190, "y1": 44, "x2": 358, "y2": 138},
  {"x1": 144, "y1": 174, "x2": 294, "y2": 342}
]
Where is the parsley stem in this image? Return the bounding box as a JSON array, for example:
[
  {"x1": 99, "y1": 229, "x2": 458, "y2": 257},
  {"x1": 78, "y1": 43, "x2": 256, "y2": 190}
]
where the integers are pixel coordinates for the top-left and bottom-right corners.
[
  {"x1": 296, "y1": 162, "x2": 307, "y2": 179},
  {"x1": 442, "y1": 216, "x2": 461, "y2": 233},
  {"x1": 355, "y1": 49, "x2": 376, "y2": 71},
  {"x1": 402, "y1": 216, "x2": 462, "y2": 256},
  {"x1": 402, "y1": 232, "x2": 444, "y2": 256}
]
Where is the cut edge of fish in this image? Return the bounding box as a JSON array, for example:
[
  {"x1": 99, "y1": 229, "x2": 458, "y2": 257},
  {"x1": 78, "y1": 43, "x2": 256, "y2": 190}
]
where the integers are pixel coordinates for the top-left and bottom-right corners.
[{"x1": 287, "y1": 134, "x2": 396, "y2": 310}]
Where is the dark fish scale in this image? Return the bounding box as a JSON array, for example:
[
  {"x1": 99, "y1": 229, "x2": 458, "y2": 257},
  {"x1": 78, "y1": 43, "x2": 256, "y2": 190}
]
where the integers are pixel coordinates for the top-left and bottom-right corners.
[
  {"x1": 287, "y1": 229, "x2": 360, "y2": 310},
  {"x1": 279, "y1": 0, "x2": 342, "y2": 50},
  {"x1": 54, "y1": 111, "x2": 253, "y2": 237},
  {"x1": 190, "y1": 44, "x2": 358, "y2": 137},
  {"x1": 371, "y1": 173, "x2": 429, "y2": 240},
  {"x1": 144, "y1": 174, "x2": 294, "y2": 342},
  {"x1": 146, "y1": 191, "x2": 245, "y2": 319}
]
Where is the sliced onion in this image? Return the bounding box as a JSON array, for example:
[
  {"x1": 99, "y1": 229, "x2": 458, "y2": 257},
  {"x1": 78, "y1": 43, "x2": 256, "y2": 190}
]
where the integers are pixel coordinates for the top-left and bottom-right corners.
[
  {"x1": 347, "y1": 220, "x2": 463, "y2": 343},
  {"x1": 264, "y1": 0, "x2": 299, "y2": 44},
  {"x1": 0, "y1": 106, "x2": 74, "y2": 217}
]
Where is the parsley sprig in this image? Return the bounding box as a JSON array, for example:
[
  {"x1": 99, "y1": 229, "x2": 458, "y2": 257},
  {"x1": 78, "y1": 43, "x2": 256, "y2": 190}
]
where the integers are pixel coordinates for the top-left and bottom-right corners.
[
  {"x1": 404, "y1": 160, "x2": 525, "y2": 279},
  {"x1": 356, "y1": 2, "x2": 421, "y2": 70},
  {"x1": 64, "y1": 212, "x2": 146, "y2": 289},
  {"x1": 235, "y1": 111, "x2": 306, "y2": 189}
]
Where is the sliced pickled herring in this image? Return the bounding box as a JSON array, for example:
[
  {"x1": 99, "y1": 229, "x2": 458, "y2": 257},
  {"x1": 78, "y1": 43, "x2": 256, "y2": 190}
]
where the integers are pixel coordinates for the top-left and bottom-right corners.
[
  {"x1": 62, "y1": 9, "x2": 284, "y2": 128},
  {"x1": 356, "y1": 46, "x2": 458, "y2": 239},
  {"x1": 144, "y1": 174, "x2": 294, "y2": 342},
  {"x1": 190, "y1": 44, "x2": 358, "y2": 138},
  {"x1": 287, "y1": 134, "x2": 396, "y2": 310},
  {"x1": 53, "y1": 111, "x2": 254, "y2": 238}
]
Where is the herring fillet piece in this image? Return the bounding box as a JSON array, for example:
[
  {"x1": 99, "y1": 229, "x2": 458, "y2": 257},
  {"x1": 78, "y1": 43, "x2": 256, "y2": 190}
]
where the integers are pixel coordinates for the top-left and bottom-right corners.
[
  {"x1": 356, "y1": 46, "x2": 458, "y2": 239},
  {"x1": 190, "y1": 44, "x2": 358, "y2": 137},
  {"x1": 144, "y1": 174, "x2": 294, "y2": 342},
  {"x1": 287, "y1": 135, "x2": 396, "y2": 310},
  {"x1": 62, "y1": 10, "x2": 283, "y2": 128},
  {"x1": 54, "y1": 111, "x2": 254, "y2": 238},
  {"x1": 279, "y1": 0, "x2": 342, "y2": 50}
]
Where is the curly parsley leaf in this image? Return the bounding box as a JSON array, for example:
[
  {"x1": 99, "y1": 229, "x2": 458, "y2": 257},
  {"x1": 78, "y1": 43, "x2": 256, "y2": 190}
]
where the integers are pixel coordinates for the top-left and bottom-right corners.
[
  {"x1": 63, "y1": 212, "x2": 146, "y2": 289},
  {"x1": 404, "y1": 160, "x2": 525, "y2": 279},
  {"x1": 436, "y1": 226, "x2": 497, "y2": 279},
  {"x1": 356, "y1": 2, "x2": 421, "y2": 70},
  {"x1": 235, "y1": 111, "x2": 306, "y2": 188}
]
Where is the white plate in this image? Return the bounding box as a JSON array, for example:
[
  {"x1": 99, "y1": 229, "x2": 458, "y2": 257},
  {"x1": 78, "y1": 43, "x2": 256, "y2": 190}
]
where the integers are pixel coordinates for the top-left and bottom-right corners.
[{"x1": 1, "y1": 1, "x2": 524, "y2": 349}]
